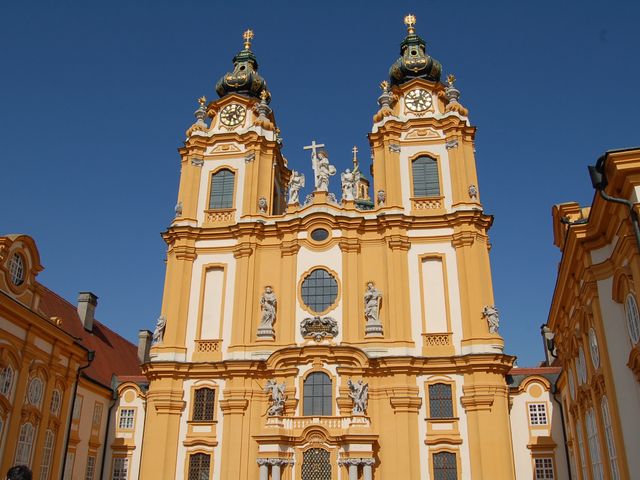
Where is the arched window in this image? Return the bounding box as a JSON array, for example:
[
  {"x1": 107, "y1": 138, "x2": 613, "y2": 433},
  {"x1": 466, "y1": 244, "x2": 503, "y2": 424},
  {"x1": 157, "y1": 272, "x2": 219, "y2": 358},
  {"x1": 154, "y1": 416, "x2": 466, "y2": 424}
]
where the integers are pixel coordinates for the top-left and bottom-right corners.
[
  {"x1": 40, "y1": 429, "x2": 55, "y2": 480},
  {"x1": 601, "y1": 397, "x2": 619, "y2": 480},
  {"x1": 27, "y1": 377, "x2": 44, "y2": 406},
  {"x1": 412, "y1": 156, "x2": 440, "y2": 197},
  {"x1": 15, "y1": 422, "x2": 35, "y2": 466},
  {"x1": 50, "y1": 389, "x2": 62, "y2": 416},
  {"x1": 432, "y1": 452, "x2": 457, "y2": 480},
  {"x1": 188, "y1": 453, "x2": 211, "y2": 480},
  {"x1": 303, "y1": 372, "x2": 332, "y2": 416},
  {"x1": 0, "y1": 365, "x2": 14, "y2": 397},
  {"x1": 624, "y1": 293, "x2": 640, "y2": 344},
  {"x1": 209, "y1": 169, "x2": 235, "y2": 209}
]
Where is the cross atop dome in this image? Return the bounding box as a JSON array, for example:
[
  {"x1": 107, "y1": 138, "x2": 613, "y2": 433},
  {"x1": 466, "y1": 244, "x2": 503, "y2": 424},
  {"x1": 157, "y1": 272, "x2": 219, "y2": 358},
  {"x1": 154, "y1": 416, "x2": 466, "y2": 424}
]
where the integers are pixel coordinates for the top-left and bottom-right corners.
[
  {"x1": 403, "y1": 14, "x2": 416, "y2": 34},
  {"x1": 243, "y1": 29, "x2": 254, "y2": 50}
]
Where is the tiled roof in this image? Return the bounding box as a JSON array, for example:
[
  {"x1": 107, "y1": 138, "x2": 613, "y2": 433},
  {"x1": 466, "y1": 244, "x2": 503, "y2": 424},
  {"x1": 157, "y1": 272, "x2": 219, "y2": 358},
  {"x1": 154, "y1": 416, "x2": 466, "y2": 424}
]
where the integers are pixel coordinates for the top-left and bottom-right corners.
[
  {"x1": 509, "y1": 367, "x2": 562, "y2": 375},
  {"x1": 38, "y1": 285, "x2": 142, "y2": 387}
]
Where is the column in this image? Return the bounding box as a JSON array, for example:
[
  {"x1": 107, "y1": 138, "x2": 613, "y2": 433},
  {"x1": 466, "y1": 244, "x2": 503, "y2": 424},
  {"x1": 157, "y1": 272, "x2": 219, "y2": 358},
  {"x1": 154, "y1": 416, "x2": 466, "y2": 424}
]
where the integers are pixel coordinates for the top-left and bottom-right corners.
[
  {"x1": 349, "y1": 462, "x2": 358, "y2": 480},
  {"x1": 257, "y1": 459, "x2": 268, "y2": 480},
  {"x1": 362, "y1": 458, "x2": 375, "y2": 480}
]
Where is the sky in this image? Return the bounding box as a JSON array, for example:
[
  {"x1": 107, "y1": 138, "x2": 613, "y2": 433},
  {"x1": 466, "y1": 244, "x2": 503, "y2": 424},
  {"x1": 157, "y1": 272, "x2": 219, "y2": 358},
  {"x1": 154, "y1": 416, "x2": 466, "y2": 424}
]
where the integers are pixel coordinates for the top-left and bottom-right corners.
[{"x1": 1, "y1": 1, "x2": 639, "y2": 367}]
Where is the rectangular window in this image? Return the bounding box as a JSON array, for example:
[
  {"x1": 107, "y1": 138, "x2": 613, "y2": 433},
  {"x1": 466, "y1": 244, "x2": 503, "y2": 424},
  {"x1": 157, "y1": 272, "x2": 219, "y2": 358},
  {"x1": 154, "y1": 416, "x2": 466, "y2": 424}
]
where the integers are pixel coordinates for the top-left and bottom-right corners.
[
  {"x1": 209, "y1": 169, "x2": 235, "y2": 209},
  {"x1": 429, "y1": 383, "x2": 453, "y2": 419},
  {"x1": 118, "y1": 408, "x2": 135, "y2": 430},
  {"x1": 577, "y1": 422, "x2": 588, "y2": 480},
  {"x1": 63, "y1": 452, "x2": 75, "y2": 480},
  {"x1": 92, "y1": 402, "x2": 103, "y2": 428},
  {"x1": 72, "y1": 395, "x2": 84, "y2": 421},
  {"x1": 534, "y1": 457, "x2": 555, "y2": 479},
  {"x1": 433, "y1": 451, "x2": 457, "y2": 480},
  {"x1": 528, "y1": 403, "x2": 549, "y2": 425},
  {"x1": 85, "y1": 455, "x2": 96, "y2": 480},
  {"x1": 15, "y1": 423, "x2": 35, "y2": 467},
  {"x1": 192, "y1": 388, "x2": 215, "y2": 422},
  {"x1": 188, "y1": 453, "x2": 211, "y2": 480},
  {"x1": 39, "y1": 430, "x2": 55, "y2": 480},
  {"x1": 111, "y1": 457, "x2": 129, "y2": 480},
  {"x1": 586, "y1": 409, "x2": 604, "y2": 480}
]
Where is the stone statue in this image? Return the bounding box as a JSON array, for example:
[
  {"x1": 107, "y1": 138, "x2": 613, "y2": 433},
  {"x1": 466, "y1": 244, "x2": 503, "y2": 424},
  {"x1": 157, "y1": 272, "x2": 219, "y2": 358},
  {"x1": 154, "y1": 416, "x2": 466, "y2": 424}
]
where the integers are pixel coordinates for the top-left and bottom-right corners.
[
  {"x1": 468, "y1": 184, "x2": 478, "y2": 199},
  {"x1": 376, "y1": 190, "x2": 386, "y2": 206},
  {"x1": 174, "y1": 201, "x2": 183, "y2": 217},
  {"x1": 312, "y1": 150, "x2": 337, "y2": 192},
  {"x1": 258, "y1": 287, "x2": 277, "y2": 338},
  {"x1": 347, "y1": 379, "x2": 369, "y2": 414},
  {"x1": 340, "y1": 164, "x2": 360, "y2": 202},
  {"x1": 364, "y1": 282, "x2": 383, "y2": 336},
  {"x1": 152, "y1": 315, "x2": 166, "y2": 345},
  {"x1": 482, "y1": 305, "x2": 500, "y2": 334},
  {"x1": 288, "y1": 170, "x2": 305, "y2": 204},
  {"x1": 264, "y1": 379, "x2": 286, "y2": 416}
]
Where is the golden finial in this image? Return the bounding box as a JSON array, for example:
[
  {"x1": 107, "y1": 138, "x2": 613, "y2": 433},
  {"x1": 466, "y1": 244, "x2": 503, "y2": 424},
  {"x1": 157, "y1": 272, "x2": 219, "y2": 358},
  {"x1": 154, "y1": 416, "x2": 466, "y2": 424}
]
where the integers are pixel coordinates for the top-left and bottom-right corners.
[
  {"x1": 260, "y1": 90, "x2": 268, "y2": 101},
  {"x1": 380, "y1": 80, "x2": 389, "y2": 91},
  {"x1": 352, "y1": 145, "x2": 359, "y2": 168},
  {"x1": 198, "y1": 95, "x2": 207, "y2": 107},
  {"x1": 447, "y1": 74, "x2": 456, "y2": 87},
  {"x1": 404, "y1": 14, "x2": 416, "y2": 34},
  {"x1": 243, "y1": 29, "x2": 254, "y2": 49}
]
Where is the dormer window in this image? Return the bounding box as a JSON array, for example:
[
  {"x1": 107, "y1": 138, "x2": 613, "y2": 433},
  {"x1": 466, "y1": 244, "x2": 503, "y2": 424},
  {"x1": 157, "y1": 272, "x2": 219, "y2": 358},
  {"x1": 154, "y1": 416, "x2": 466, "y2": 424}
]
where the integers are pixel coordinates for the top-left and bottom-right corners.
[
  {"x1": 8, "y1": 253, "x2": 25, "y2": 286},
  {"x1": 209, "y1": 169, "x2": 235, "y2": 209},
  {"x1": 412, "y1": 156, "x2": 440, "y2": 197}
]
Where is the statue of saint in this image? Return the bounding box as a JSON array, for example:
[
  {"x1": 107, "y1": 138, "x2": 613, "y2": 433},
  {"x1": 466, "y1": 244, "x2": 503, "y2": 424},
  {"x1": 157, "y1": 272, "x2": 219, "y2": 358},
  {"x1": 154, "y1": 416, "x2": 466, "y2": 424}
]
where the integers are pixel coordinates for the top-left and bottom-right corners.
[
  {"x1": 482, "y1": 305, "x2": 500, "y2": 334},
  {"x1": 260, "y1": 287, "x2": 277, "y2": 328},
  {"x1": 264, "y1": 379, "x2": 286, "y2": 416},
  {"x1": 152, "y1": 315, "x2": 167, "y2": 345},
  {"x1": 340, "y1": 163, "x2": 360, "y2": 201},
  {"x1": 347, "y1": 379, "x2": 369, "y2": 414},
  {"x1": 364, "y1": 282, "x2": 382, "y2": 326},
  {"x1": 312, "y1": 150, "x2": 336, "y2": 191},
  {"x1": 288, "y1": 170, "x2": 305, "y2": 204}
]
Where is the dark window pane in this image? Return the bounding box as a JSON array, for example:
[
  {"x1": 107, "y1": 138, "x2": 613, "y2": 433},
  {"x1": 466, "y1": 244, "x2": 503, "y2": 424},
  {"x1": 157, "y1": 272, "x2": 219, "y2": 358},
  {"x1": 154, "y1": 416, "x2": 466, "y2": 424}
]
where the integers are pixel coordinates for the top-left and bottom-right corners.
[
  {"x1": 303, "y1": 372, "x2": 332, "y2": 416},
  {"x1": 192, "y1": 388, "x2": 215, "y2": 421},
  {"x1": 188, "y1": 453, "x2": 211, "y2": 480},
  {"x1": 300, "y1": 269, "x2": 338, "y2": 313},
  {"x1": 209, "y1": 169, "x2": 235, "y2": 209},
  {"x1": 433, "y1": 452, "x2": 457, "y2": 480},
  {"x1": 412, "y1": 156, "x2": 440, "y2": 197},
  {"x1": 429, "y1": 384, "x2": 453, "y2": 419},
  {"x1": 301, "y1": 448, "x2": 331, "y2": 480}
]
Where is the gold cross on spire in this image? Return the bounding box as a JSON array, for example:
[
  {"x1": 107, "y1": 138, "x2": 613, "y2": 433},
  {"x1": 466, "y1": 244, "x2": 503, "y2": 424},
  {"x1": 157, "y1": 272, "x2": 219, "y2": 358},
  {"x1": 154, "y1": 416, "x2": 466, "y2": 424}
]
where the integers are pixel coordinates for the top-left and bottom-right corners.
[
  {"x1": 352, "y1": 145, "x2": 359, "y2": 168},
  {"x1": 404, "y1": 14, "x2": 416, "y2": 34},
  {"x1": 447, "y1": 74, "x2": 456, "y2": 87},
  {"x1": 198, "y1": 96, "x2": 207, "y2": 107},
  {"x1": 243, "y1": 29, "x2": 254, "y2": 49}
]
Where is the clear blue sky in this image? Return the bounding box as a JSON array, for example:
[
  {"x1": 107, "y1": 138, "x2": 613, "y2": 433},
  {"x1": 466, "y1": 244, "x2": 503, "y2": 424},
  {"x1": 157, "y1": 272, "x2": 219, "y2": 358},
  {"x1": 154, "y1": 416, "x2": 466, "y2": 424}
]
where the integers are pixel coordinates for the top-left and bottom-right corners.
[{"x1": 2, "y1": 1, "x2": 639, "y2": 366}]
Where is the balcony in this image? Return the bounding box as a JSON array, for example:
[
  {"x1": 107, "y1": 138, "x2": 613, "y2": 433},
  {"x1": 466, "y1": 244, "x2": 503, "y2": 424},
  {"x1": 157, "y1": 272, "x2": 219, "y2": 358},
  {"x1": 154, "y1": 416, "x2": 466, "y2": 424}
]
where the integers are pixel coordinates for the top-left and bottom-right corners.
[
  {"x1": 263, "y1": 415, "x2": 371, "y2": 436},
  {"x1": 411, "y1": 196, "x2": 444, "y2": 214},
  {"x1": 192, "y1": 339, "x2": 222, "y2": 362}
]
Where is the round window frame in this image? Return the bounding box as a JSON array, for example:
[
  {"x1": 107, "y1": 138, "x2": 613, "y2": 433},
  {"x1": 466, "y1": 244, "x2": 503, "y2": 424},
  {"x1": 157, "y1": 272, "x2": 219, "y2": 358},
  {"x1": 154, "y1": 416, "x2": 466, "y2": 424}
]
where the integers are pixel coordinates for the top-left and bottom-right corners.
[
  {"x1": 27, "y1": 377, "x2": 43, "y2": 406},
  {"x1": 309, "y1": 228, "x2": 330, "y2": 243},
  {"x1": 588, "y1": 328, "x2": 600, "y2": 370},
  {"x1": 577, "y1": 347, "x2": 587, "y2": 384},
  {"x1": 5, "y1": 250, "x2": 29, "y2": 294},
  {"x1": 297, "y1": 266, "x2": 341, "y2": 316}
]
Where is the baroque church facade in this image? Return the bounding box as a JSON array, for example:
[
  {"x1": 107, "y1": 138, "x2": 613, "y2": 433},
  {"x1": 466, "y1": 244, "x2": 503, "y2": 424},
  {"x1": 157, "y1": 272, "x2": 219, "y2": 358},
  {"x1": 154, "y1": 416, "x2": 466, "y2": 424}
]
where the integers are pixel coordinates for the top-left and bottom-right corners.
[{"x1": 139, "y1": 16, "x2": 523, "y2": 480}]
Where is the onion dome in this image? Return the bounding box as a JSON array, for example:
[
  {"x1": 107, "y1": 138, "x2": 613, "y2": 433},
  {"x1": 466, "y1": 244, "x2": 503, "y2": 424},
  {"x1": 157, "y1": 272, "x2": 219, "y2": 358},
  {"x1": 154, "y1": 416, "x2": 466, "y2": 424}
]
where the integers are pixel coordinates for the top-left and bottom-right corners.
[
  {"x1": 389, "y1": 15, "x2": 442, "y2": 86},
  {"x1": 215, "y1": 29, "x2": 271, "y2": 103}
]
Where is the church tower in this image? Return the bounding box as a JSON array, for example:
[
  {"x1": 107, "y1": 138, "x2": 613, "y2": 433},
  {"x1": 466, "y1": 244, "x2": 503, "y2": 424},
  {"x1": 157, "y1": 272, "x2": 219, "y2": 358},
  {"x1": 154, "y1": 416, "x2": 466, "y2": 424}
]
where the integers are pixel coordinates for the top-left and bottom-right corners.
[{"x1": 140, "y1": 17, "x2": 515, "y2": 480}]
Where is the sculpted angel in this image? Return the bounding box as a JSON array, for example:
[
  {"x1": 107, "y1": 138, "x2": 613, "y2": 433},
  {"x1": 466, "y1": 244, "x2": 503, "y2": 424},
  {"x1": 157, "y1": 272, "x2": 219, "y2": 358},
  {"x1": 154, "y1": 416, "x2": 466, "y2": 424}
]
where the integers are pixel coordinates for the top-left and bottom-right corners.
[{"x1": 348, "y1": 379, "x2": 369, "y2": 414}]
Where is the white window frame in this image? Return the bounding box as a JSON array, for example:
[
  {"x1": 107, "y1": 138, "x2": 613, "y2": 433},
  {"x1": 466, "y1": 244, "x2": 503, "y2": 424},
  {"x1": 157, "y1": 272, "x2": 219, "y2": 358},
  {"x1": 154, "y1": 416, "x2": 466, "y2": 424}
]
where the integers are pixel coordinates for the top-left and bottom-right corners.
[
  {"x1": 625, "y1": 293, "x2": 640, "y2": 344},
  {"x1": 577, "y1": 421, "x2": 588, "y2": 480},
  {"x1": 0, "y1": 365, "x2": 14, "y2": 397},
  {"x1": 15, "y1": 422, "x2": 35, "y2": 466},
  {"x1": 111, "y1": 457, "x2": 129, "y2": 480},
  {"x1": 577, "y1": 347, "x2": 587, "y2": 384},
  {"x1": 92, "y1": 402, "x2": 103, "y2": 428},
  {"x1": 39, "y1": 429, "x2": 55, "y2": 480},
  {"x1": 534, "y1": 457, "x2": 555, "y2": 479},
  {"x1": 586, "y1": 408, "x2": 604, "y2": 480},
  {"x1": 8, "y1": 253, "x2": 25, "y2": 285},
  {"x1": 63, "y1": 451, "x2": 75, "y2": 480},
  {"x1": 588, "y1": 328, "x2": 600, "y2": 369},
  {"x1": 27, "y1": 377, "x2": 44, "y2": 406},
  {"x1": 601, "y1": 397, "x2": 619, "y2": 480},
  {"x1": 118, "y1": 408, "x2": 135, "y2": 430},
  {"x1": 85, "y1": 455, "x2": 96, "y2": 480},
  {"x1": 72, "y1": 395, "x2": 83, "y2": 420},
  {"x1": 528, "y1": 403, "x2": 549, "y2": 426},
  {"x1": 50, "y1": 389, "x2": 61, "y2": 415}
]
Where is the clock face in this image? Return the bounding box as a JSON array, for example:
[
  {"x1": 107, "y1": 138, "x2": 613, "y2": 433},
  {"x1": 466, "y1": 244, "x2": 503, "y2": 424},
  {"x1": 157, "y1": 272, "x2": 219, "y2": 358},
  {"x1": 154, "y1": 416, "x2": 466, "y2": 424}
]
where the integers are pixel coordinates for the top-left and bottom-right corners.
[
  {"x1": 219, "y1": 103, "x2": 246, "y2": 127},
  {"x1": 405, "y1": 89, "x2": 433, "y2": 112}
]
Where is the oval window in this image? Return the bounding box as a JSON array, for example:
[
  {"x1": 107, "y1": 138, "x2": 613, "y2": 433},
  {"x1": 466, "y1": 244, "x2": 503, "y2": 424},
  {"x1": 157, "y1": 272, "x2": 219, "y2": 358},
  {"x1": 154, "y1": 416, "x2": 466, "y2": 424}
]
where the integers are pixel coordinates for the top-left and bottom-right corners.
[
  {"x1": 310, "y1": 228, "x2": 329, "y2": 242},
  {"x1": 301, "y1": 268, "x2": 338, "y2": 313}
]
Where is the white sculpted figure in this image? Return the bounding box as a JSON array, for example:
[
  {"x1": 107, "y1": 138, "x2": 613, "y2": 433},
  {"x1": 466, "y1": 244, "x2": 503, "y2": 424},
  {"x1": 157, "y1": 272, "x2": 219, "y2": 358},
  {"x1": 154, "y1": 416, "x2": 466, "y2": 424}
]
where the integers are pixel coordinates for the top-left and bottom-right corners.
[
  {"x1": 288, "y1": 170, "x2": 305, "y2": 204},
  {"x1": 260, "y1": 286, "x2": 277, "y2": 328},
  {"x1": 152, "y1": 315, "x2": 167, "y2": 345},
  {"x1": 347, "y1": 379, "x2": 369, "y2": 414},
  {"x1": 364, "y1": 282, "x2": 382, "y2": 325},
  {"x1": 312, "y1": 150, "x2": 337, "y2": 191},
  {"x1": 340, "y1": 164, "x2": 360, "y2": 201},
  {"x1": 264, "y1": 379, "x2": 286, "y2": 416},
  {"x1": 482, "y1": 305, "x2": 500, "y2": 334}
]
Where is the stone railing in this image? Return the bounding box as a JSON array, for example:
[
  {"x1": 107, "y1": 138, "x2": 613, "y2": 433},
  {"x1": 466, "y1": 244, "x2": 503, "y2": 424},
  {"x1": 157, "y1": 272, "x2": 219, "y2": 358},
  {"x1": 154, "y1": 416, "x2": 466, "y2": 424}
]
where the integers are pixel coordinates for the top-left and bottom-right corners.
[
  {"x1": 265, "y1": 415, "x2": 370, "y2": 431},
  {"x1": 204, "y1": 209, "x2": 235, "y2": 223},
  {"x1": 192, "y1": 339, "x2": 222, "y2": 361},
  {"x1": 423, "y1": 333, "x2": 452, "y2": 347},
  {"x1": 411, "y1": 197, "x2": 443, "y2": 211}
]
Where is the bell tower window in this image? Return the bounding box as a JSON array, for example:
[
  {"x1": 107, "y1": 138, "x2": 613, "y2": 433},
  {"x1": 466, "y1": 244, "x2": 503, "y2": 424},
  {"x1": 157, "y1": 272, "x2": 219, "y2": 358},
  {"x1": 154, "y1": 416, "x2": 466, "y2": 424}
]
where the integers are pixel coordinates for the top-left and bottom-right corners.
[
  {"x1": 209, "y1": 169, "x2": 235, "y2": 209},
  {"x1": 303, "y1": 372, "x2": 332, "y2": 416},
  {"x1": 412, "y1": 156, "x2": 440, "y2": 197}
]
